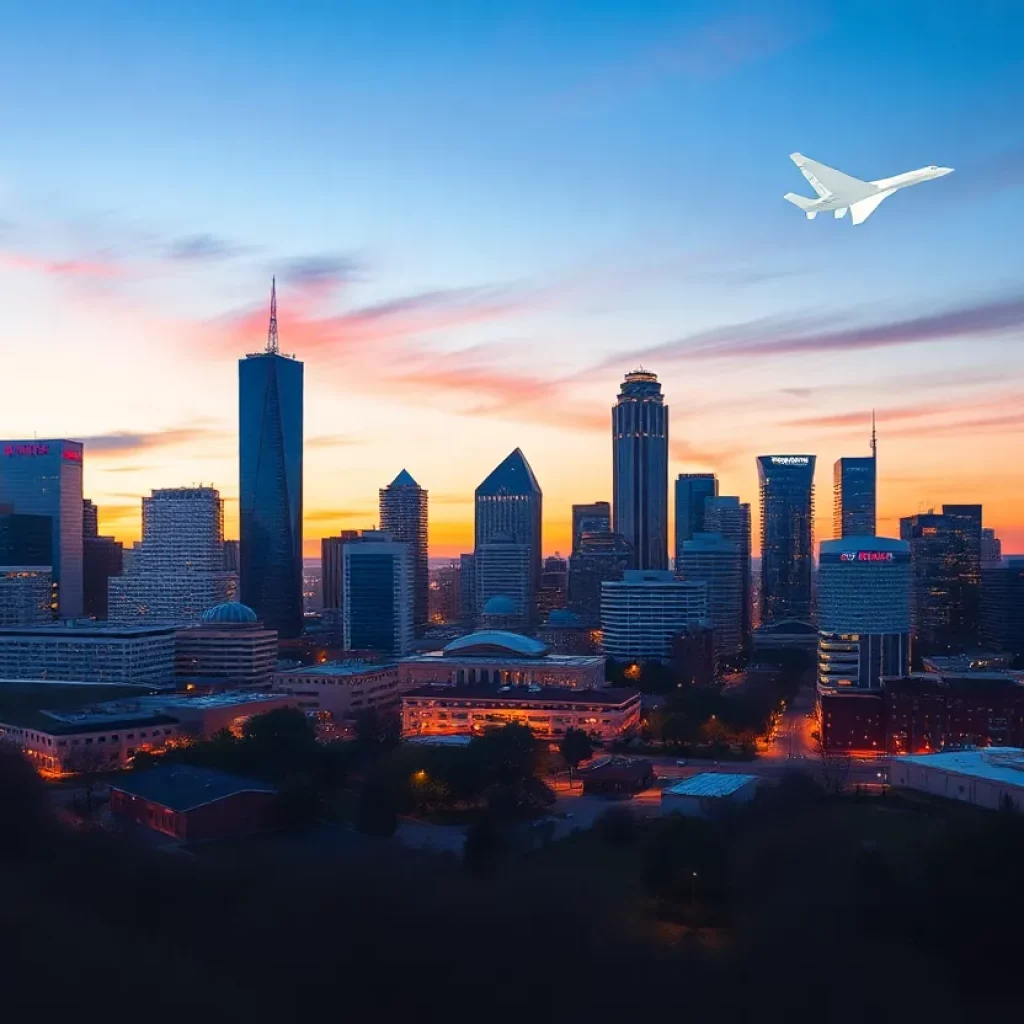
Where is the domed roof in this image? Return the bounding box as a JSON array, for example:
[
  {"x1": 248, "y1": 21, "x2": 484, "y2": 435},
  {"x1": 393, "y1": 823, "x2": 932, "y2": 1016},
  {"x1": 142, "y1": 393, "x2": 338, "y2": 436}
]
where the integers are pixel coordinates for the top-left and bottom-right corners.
[
  {"x1": 202, "y1": 601, "x2": 258, "y2": 625},
  {"x1": 443, "y1": 630, "x2": 550, "y2": 658},
  {"x1": 481, "y1": 594, "x2": 517, "y2": 615},
  {"x1": 546, "y1": 609, "x2": 581, "y2": 627}
]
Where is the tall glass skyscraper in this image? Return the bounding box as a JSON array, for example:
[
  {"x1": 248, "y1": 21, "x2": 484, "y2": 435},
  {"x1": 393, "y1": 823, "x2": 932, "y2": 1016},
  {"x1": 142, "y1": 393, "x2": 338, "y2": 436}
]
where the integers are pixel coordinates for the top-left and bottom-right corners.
[
  {"x1": 571, "y1": 501, "x2": 610, "y2": 554},
  {"x1": 474, "y1": 449, "x2": 542, "y2": 624},
  {"x1": 674, "y1": 473, "x2": 718, "y2": 566},
  {"x1": 612, "y1": 370, "x2": 669, "y2": 571},
  {"x1": 833, "y1": 457, "x2": 876, "y2": 537},
  {"x1": 0, "y1": 440, "x2": 83, "y2": 617},
  {"x1": 757, "y1": 455, "x2": 816, "y2": 624},
  {"x1": 704, "y1": 496, "x2": 753, "y2": 653},
  {"x1": 379, "y1": 469, "x2": 429, "y2": 636},
  {"x1": 239, "y1": 281, "x2": 304, "y2": 638}
]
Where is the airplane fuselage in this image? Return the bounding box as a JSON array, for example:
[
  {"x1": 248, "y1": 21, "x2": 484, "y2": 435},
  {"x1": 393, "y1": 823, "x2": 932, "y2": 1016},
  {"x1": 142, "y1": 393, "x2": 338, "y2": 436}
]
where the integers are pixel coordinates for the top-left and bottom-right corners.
[{"x1": 808, "y1": 167, "x2": 943, "y2": 211}]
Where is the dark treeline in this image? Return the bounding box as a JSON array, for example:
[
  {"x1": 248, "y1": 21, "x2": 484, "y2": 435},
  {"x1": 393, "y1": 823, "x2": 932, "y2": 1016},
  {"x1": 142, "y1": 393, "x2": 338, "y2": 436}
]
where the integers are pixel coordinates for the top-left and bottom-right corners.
[{"x1": 2, "y1": 749, "x2": 1023, "y2": 1020}]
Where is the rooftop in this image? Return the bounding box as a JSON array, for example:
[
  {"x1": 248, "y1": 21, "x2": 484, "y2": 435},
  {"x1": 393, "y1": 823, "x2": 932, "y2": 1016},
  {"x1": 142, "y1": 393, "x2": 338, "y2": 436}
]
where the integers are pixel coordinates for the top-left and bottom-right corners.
[
  {"x1": 403, "y1": 684, "x2": 639, "y2": 706},
  {"x1": 441, "y1": 630, "x2": 549, "y2": 658},
  {"x1": 0, "y1": 621, "x2": 177, "y2": 638},
  {"x1": 201, "y1": 602, "x2": 258, "y2": 626},
  {"x1": 387, "y1": 468, "x2": 420, "y2": 488},
  {"x1": 663, "y1": 773, "x2": 759, "y2": 798},
  {"x1": 0, "y1": 709, "x2": 179, "y2": 736},
  {"x1": 403, "y1": 650, "x2": 604, "y2": 669},
  {"x1": 275, "y1": 661, "x2": 397, "y2": 678},
  {"x1": 110, "y1": 765, "x2": 278, "y2": 812},
  {"x1": 405, "y1": 734, "x2": 473, "y2": 747},
  {"x1": 893, "y1": 748, "x2": 1024, "y2": 789},
  {"x1": 820, "y1": 536, "x2": 909, "y2": 555},
  {"x1": 476, "y1": 448, "x2": 541, "y2": 497}
]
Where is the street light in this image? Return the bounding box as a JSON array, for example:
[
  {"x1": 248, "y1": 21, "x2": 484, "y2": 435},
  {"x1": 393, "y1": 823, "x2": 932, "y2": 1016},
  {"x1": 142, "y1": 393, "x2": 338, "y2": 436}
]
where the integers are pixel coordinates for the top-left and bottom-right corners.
[{"x1": 691, "y1": 871, "x2": 698, "y2": 904}]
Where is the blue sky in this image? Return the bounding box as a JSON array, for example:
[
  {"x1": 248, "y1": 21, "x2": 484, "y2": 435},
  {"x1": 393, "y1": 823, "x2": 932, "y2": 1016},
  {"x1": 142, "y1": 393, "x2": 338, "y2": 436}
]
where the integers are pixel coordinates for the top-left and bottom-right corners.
[{"x1": 1, "y1": 0, "x2": 1022, "y2": 553}]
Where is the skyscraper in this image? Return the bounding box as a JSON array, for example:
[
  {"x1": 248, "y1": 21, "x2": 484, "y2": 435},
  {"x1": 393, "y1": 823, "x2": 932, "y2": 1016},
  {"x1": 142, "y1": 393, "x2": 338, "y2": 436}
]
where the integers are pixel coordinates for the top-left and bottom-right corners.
[
  {"x1": 612, "y1": 370, "x2": 669, "y2": 570},
  {"x1": 568, "y1": 530, "x2": 632, "y2": 626},
  {"x1": 757, "y1": 455, "x2": 816, "y2": 624},
  {"x1": 379, "y1": 469, "x2": 429, "y2": 636},
  {"x1": 539, "y1": 553, "x2": 569, "y2": 618},
  {"x1": 981, "y1": 556, "x2": 1024, "y2": 660},
  {"x1": 474, "y1": 449, "x2": 542, "y2": 624},
  {"x1": 83, "y1": 499, "x2": 122, "y2": 621},
  {"x1": 981, "y1": 528, "x2": 1002, "y2": 566},
  {"x1": 321, "y1": 531, "x2": 360, "y2": 611},
  {"x1": 475, "y1": 534, "x2": 532, "y2": 632},
  {"x1": 674, "y1": 473, "x2": 718, "y2": 566},
  {"x1": 240, "y1": 280, "x2": 304, "y2": 638},
  {"x1": 0, "y1": 440, "x2": 83, "y2": 617},
  {"x1": 833, "y1": 416, "x2": 877, "y2": 539},
  {"x1": 459, "y1": 553, "x2": 477, "y2": 625},
  {"x1": 679, "y1": 533, "x2": 743, "y2": 663},
  {"x1": 943, "y1": 504, "x2": 983, "y2": 647},
  {"x1": 571, "y1": 501, "x2": 611, "y2": 554},
  {"x1": 704, "y1": 496, "x2": 753, "y2": 653},
  {"x1": 343, "y1": 530, "x2": 412, "y2": 656}
]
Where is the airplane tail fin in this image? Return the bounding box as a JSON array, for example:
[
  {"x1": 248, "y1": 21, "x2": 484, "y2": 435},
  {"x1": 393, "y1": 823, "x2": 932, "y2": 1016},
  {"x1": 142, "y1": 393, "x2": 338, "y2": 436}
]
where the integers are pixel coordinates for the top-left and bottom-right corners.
[{"x1": 784, "y1": 192, "x2": 817, "y2": 219}]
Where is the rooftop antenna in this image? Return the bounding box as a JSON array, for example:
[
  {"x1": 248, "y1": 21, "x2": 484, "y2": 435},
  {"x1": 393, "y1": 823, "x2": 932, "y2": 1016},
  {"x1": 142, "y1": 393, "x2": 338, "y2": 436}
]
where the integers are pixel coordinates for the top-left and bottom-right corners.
[
  {"x1": 870, "y1": 409, "x2": 877, "y2": 459},
  {"x1": 265, "y1": 277, "x2": 279, "y2": 354}
]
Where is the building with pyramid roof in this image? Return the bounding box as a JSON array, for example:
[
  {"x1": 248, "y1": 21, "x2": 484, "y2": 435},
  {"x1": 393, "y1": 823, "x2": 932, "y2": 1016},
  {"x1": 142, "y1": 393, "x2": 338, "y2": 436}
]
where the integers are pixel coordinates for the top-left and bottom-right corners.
[{"x1": 379, "y1": 469, "x2": 429, "y2": 636}]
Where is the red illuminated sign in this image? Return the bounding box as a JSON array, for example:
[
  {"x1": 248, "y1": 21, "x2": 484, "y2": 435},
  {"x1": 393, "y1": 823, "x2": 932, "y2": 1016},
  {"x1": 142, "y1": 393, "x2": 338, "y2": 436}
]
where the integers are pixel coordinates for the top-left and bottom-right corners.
[
  {"x1": 840, "y1": 551, "x2": 894, "y2": 563},
  {"x1": 62, "y1": 450, "x2": 82, "y2": 462},
  {"x1": 4, "y1": 444, "x2": 50, "y2": 457}
]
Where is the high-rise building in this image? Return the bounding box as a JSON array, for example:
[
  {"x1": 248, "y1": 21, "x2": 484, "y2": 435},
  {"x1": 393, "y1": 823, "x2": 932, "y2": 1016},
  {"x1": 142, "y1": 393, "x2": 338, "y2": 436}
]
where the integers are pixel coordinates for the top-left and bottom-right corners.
[
  {"x1": 223, "y1": 539, "x2": 240, "y2": 572},
  {"x1": 612, "y1": 370, "x2": 669, "y2": 570},
  {"x1": 429, "y1": 561, "x2": 461, "y2": 624},
  {"x1": 674, "y1": 473, "x2": 718, "y2": 566},
  {"x1": 82, "y1": 498, "x2": 99, "y2": 540},
  {"x1": 981, "y1": 528, "x2": 1002, "y2": 566},
  {"x1": 816, "y1": 537, "x2": 911, "y2": 691},
  {"x1": 601, "y1": 570, "x2": 707, "y2": 663},
  {"x1": 900, "y1": 506, "x2": 983, "y2": 654},
  {"x1": 0, "y1": 568, "x2": 54, "y2": 626},
  {"x1": 343, "y1": 530, "x2": 412, "y2": 656},
  {"x1": 321, "y1": 531, "x2": 360, "y2": 611},
  {"x1": 83, "y1": 499, "x2": 122, "y2": 620},
  {"x1": 0, "y1": 504, "x2": 52, "y2": 567},
  {"x1": 568, "y1": 531, "x2": 632, "y2": 626},
  {"x1": 108, "y1": 487, "x2": 236, "y2": 624},
  {"x1": 757, "y1": 455, "x2": 816, "y2": 624},
  {"x1": 981, "y1": 556, "x2": 1024, "y2": 661},
  {"x1": 174, "y1": 602, "x2": 279, "y2": 689},
  {"x1": 833, "y1": 418, "x2": 877, "y2": 539},
  {"x1": 539, "y1": 554, "x2": 569, "y2": 618},
  {"x1": 239, "y1": 280, "x2": 304, "y2": 638},
  {"x1": 379, "y1": 470, "x2": 429, "y2": 636},
  {"x1": 474, "y1": 449, "x2": 542, "y2": 625},
  {"x1": 0, "y1": 440, "x2": 83, "y2": 616},
  {"x1": 459, "y1": 553, "x2": 476, "y2": 625},
  {"x1": 475, "y1": 534, "x2": 532, "y2": 632},
  {"x1": 704, "y1": 496, "x2": 752, "y2": 653},
  {"x1": 679, "y1": 533, "x2": 743, "y2": 663},
  {"x1": 571, "y1": 502, "x2": 611, "y2": 555}
]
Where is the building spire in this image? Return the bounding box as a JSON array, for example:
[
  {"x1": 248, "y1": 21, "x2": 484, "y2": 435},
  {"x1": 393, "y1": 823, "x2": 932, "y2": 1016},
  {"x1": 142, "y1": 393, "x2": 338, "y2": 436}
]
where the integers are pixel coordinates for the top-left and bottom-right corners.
[
  {"x1": 265, "y1": 277, "x2": 279, "y2": 354},
  {"x1": 870, "y1": 409, "x2": 877, "y2": 458}
]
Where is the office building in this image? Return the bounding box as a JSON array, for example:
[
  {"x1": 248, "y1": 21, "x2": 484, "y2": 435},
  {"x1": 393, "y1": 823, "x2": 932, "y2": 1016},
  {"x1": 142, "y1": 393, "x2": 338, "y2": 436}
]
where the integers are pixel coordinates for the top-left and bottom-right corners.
[
  {"x1": 343, "y1": 531, "x2": 412, "y2": 656},
  {"x1": 537, "y1": 609, "x2": 597, "y2": 655},
  {"x1": 402, "y1": 684, "x2": 641, "y2": 742},
  {"x1": 223, "y1": 539, "x2": 240, "y2": 572},
  {"x1": 671, "y1": 624, "x2": 716, "y2": 688},
  {"x1": 82, "y1": 498, "x2": 99, "y2": 539},
  {"x1": 0, "y1": 621, "x2": 176, "y2": 687},
  {"x1": 833, "y1": 423, "x2": 877, "y2": 538},
  {"x1": 981, "y1": 528, "x2": 1002, "y2": 566},
  {"x1": 0, "y1": 504, "x2": 52, "y2": 567},
  {"x1": 601, "y1": 570, "x2": 707, "y2": 662},
  {"x1": 320, "y1": 531, "x2": 359, "y2": 611},
  {"x1": 429, "y1": 561, "x2": 461, "y2": 624},
  {"x1": 239, "y1": 280, "x2": 304, "y2": 638},
  {"x1": 274, "y1": 661, "x2": 400, "y2": 721},
  {"x1": 379, "y1": 469, "x2": 429, "y2": 636},
  {"x1": 571, "y1": 501, "x2": 610, "y2": 554},
  {"x1": 757, "y1": 455, "x2": 816, "y2": 624},
  {"x1": 900, "y1": 505, "x2": 982, "y2": 654},
  {"x1": 0, "y1": 568, "x2": 54, "y2": 625},
  {"x1": 612, "y1": 370, "x2": 669, "y2": 570},
  {"x1": 474, "y1": 449, "x2": 542, "y2": 624},
  {"x1": 474, "y1": 534, "x2": 532, "y2": 632},
  {"x1": 816, "y1": 537, "x2": 911, "y2": 691},
  {"x1": 568, "y1": 531, "x2": 632, "y2": 626},
  {"x1": 83, "y1": 499, "x2": 122, "y2": 620},
  {"x1": 674, "y1": 473, "x2": 718, "y2": 566},
  {"x1": 108, "y1": 487, "x2": 236, "y2": 624},
  {"x1": 0, "y1": 439, "x2": 83, "y2": 616},
  {"x1": 459, "y1": 552, "x2": 476, "y2": 624},
  {"x1": 174, "y1": 602, "x2": 279, "y2": 689},
  {"x1": 704, "y1": 496, "x2": 753, "y2": 652},
  {"x1": 678, "y1": 532, "x2": 743, "y2": 663},
  {"x1": 539, "y1": 553, "x2": 568, "y2": 618},
  {"x1": 982, "y1": 557, "x2": 1024, "y2": 660}
]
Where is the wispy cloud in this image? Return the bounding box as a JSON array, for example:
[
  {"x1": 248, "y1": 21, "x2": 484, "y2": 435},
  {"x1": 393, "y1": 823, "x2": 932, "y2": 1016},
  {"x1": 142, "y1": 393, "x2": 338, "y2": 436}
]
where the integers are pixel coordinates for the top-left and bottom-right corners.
[
  {"x1": 0, "y1": 250, "x2": 124, "y2": 279},
  {"x1": 76, "y1": 427, "x2": 226, "y2": 456},
  {"x1": 165, "y1": 234, "x2": 241, "y2": 262},
  {"x1": 279, "y1": 254, "x2": 362, "y2": 291},
  {"x1": 306, "y1": 433, "x2": 362, "y2": 450},
  {"x1": 304, "y1": 509, "x2": 375, "y2": 525}
]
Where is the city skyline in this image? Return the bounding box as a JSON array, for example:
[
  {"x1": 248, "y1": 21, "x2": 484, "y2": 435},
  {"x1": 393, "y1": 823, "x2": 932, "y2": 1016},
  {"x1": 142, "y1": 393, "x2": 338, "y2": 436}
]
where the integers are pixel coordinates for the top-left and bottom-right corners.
[{"x1": 1, "y1": 3, "x2": 1022, "y2": 557}]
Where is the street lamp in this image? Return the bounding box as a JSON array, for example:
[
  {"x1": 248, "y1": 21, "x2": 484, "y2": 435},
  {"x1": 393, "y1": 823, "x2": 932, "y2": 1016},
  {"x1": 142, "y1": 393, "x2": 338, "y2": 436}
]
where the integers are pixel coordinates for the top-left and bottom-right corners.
[{"x1": 691, "y1": 871, "x2": 698, "y2": 904}]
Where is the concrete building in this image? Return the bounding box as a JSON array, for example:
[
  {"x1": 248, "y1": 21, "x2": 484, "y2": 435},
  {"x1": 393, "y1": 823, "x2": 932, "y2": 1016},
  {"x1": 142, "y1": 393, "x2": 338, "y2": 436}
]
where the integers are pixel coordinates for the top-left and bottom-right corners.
[
  {"x1": 601, "y1": 570, "x2": 707, "y2": 663},
  {"x1": 380, "y1": 470, "x2": 429, "y2": 637},
  {"x1": 343, "y1": 531, "x2": 413, "y2": 657},
  {"x1": 613, "y1": 370, "x2": 669, "y2": 571},
  {"x1": 679, "y1": 533, "x2": 743, "y2": 663},
  {"x1": 661, "y1": 773, "x2": 759, "y2": 816},
  {"x1": 475, "y1": 534, "x2": 531, "y2": 632},
  {"x1": 703, "y1": 496, "x2": 752, "y2": 654},
  {"x1": 401, "y1": 684, "x2": 641, "y2": 742},
  {"x1": 0, "y1": 567, "x2": 54, "y2": 626},
  {"x1": 889, "y1": 748, "x2": 1024, "y2": 812},
  {"x1": 398, "y1": 630, "x2": 606, "y2": 690},
  {"x1": 0, "y1": 621, "x2": 176, "y2": 687},
  {"x1": 273, "y1": 661, "x2": 400, "y2": 720},
  {"x1": 173, "y1": 602, "x2": 279, "y2": 689},
  {"x1": 816, "y1": 537, "x2": 911, "y2": 691},
  {"x1": 0, "y1": 439, "x2": 84, "y2": 616}
]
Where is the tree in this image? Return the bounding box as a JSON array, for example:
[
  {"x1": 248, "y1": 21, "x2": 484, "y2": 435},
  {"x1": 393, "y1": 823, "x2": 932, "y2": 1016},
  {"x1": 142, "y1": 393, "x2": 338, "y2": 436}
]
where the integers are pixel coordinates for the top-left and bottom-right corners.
[
  {"x1": 356, "y1": 779, "x2": 398, "y2": 837},
  {"x1": 463, "y1": 813, "x2": 503, "y2": 876},
  {"x1": 812, "y1": 708, "x2": 851, "y2": 796},
  {"x1": 63, "y1": 744, "x2": 112, "y2": 822},
  {"x1": 0, "y1": 745, "x2": 53, "y2": 856},
  {"x1": 353, "y1": 708, "x2": 401, "y2": 753},
  {"x1": 559, "y1": 728, "x2": 594, "y2": 788}
]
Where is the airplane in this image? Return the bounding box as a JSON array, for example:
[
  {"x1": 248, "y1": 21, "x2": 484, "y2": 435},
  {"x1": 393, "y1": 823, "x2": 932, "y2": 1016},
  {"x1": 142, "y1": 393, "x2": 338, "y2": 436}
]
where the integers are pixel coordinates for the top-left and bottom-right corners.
[{"x1": 784, "y1": 152, "x2": 953, "y2": 225}]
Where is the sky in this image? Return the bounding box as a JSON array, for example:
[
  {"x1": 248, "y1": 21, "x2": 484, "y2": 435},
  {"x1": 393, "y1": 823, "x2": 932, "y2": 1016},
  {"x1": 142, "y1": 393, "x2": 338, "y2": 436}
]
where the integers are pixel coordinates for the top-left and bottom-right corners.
[{"x1": 1, "y1": 0, "x2": 1022, "y2": 558}]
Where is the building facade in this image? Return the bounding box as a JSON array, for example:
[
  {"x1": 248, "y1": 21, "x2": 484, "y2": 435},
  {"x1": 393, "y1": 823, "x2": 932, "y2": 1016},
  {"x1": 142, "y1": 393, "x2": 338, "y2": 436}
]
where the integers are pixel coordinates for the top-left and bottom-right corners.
[
  {"x1": 981, "y1": 557, "x2": 1024, "y2": 660},
  {"x1": 704, "y1": 496, "x2": 752, "y2": 653},
  {"x1": 571, "y1": 501, "x2": 610, "y2": 554},
  {"x1": 601, "y1": 570, "x2": 708, "y2": 662},
  {"x1": 343, "y1": 531, "x2": 413, "y2": 656},
  {"x1": 674, "y1": 473, "x2": 718, "y2": 567},
  {"x1": 273, "y1": 661, "x2": 400, "y2": 720},
  {"x1": 0, "y1": 439, "x2": 84, "y2": 617},
  {"x1": 612, "y1": 370, "x2": 669, "y2": 571},
  {"x1": 474, "y1": 449, "x2": 542, "y2": 625},
  {"x1": 0, "y1": 568, "x2": 54, "y2": 626},
  {"x1": 239, "y1": 281, "x2": 304, "y2": 638},
  {"x1": 83, "y1": 500, "x2": 123, "y2": 620},
  {"x1": 833, "y1": 455, "x2": 876, "y2": 538},
  {"x1": 174, "y1": 602, "x2": 279, "y2": 688},
  {"x1": 757, "y1": 455, "x2": 816, "y2": 624},
  {"x1": 379, "y1": 470, "x2": 429, "y2": 636},
  {"x1": 678, "y1": 532, "x2": 743, "y2": 663},
  {"x1": 816, "y1": 537, "x2": 911, "y2": 691},
  {"x1": 474, "y1": 535, "x2": 532, "y2": 632},
  {"x1": 568, "y1": 530, "x2": 631, "y2": 626}
]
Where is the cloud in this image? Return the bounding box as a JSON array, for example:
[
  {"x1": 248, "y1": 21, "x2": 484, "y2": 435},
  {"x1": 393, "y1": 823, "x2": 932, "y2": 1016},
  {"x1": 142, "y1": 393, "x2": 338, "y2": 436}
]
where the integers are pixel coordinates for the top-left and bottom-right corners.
[
  {"x1": 76, "y1": 427, "x2": 225, "y2": 456},
  {"x1": 304, "y1": 509, "x2": 375, "y2": 525},
  {"x1": 279, "y1": 254, "x2": 362, "y2": 291},
  {"x1": 0, "y1": 250, "x2": 123, "y2": 279},
  {"x1": 164, "y1": 234, "x2": 240, "y2": 262},
  {"x1": 306, "y1": 434, "x2": 362, "y2": 450}
]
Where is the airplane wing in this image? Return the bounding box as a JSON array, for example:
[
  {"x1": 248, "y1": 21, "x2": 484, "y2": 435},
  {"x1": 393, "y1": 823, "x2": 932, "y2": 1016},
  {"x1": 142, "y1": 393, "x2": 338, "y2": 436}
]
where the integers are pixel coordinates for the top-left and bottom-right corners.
[
  {"x1": 790, "y1": 153, "x2": 872, "y2": 198},
  {"x1": 849, "y1": 190, "x2": 891, "y2": 225}
]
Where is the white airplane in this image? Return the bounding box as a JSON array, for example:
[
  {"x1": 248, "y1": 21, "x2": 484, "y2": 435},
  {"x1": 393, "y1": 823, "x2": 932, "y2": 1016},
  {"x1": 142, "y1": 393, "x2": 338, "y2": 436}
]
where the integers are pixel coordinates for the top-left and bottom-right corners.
[{"x1": 784, "y1": 152, "x2": 952, "y2": 225}]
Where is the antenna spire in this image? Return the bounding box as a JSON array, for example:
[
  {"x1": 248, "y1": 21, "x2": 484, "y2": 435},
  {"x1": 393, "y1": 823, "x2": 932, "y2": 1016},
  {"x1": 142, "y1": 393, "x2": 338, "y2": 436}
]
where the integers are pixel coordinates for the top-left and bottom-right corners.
[
  {"x1": 870, "y1": 409, "x2": 877, "y2": 458},
  {"x1": 266, "y1": 277, "x2": 279, "y2": 354}
]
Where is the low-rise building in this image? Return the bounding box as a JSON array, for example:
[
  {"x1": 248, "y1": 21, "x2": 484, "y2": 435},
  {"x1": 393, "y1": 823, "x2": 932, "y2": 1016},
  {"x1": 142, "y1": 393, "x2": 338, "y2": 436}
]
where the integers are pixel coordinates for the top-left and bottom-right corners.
[
  {"x1": 401, "y1": 684, "x2": 640, "y2": 742},
  {"x1": 580, "y1": 756, "x2": 655, "y2": 795},
  {"x1": 661, "y1": 772, "x2": 759, "y2": 816},
  {"x1": 399, "y1": 630, "x2": 606, "y2": 690},
  {"x1": 125, "y1": 691, "x2": 296, "y2": 740},
  {"x1": 889, "y1": 748, "x2": 1024, "y2": 811},
  {"x1": 110, "y1": 765, "x2": 279, "y2": 841},
  {"x1": 174, "y1": 602, "x2": 279, "y2": 689},
  {"x1": 273, "y1": 661, "x2": 400, "y2": 720}
]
